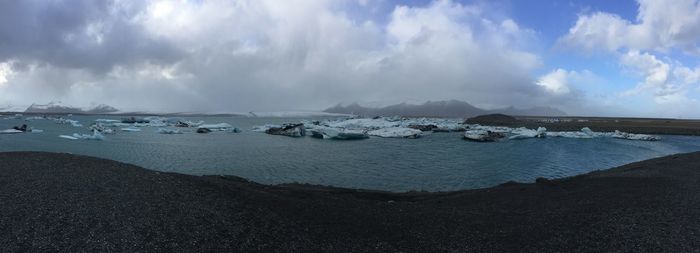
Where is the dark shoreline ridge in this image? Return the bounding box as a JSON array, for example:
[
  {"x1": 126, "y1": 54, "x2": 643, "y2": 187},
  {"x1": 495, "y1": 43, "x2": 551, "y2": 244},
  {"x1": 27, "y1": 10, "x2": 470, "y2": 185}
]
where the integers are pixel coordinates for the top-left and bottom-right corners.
[{"x1": 2, "y1": 152, "x2": 700, "y2": 251}]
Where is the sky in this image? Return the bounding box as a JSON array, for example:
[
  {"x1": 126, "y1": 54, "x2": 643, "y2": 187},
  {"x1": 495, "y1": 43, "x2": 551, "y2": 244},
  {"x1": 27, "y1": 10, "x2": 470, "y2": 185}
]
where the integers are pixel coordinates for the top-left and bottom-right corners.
[{"x1": 0, "y1": 0, "x2": 700, "y2": 118}]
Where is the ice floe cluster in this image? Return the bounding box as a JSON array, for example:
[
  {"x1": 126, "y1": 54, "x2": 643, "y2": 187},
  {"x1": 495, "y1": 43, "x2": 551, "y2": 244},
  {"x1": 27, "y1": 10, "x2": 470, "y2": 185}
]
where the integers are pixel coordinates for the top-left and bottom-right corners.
[
  {"x1": 463, "y1": 126, "x2": 660, "y2": 142},
  {"x1": 252, "y1": 117, "x2": 661, "y2": 142},
  {"x1": 306, "y1": 117, "x2": 465, "y2": 139},
  {"x1": 2, "y1": 114, "x2": 661, "y2": 142},
  {"x1": 1, "y1": 115, "x2": 240, "y2": 141},
  {"x1": 251, "y1": 117, "x2": 465, "y2": 139}
]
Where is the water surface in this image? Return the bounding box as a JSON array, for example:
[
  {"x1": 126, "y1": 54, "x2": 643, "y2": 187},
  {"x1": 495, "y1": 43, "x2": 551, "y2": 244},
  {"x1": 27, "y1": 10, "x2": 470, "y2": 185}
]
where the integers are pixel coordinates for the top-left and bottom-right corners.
[{"x1": 2, "y1": 115, "x2": 699, "y2": 192}]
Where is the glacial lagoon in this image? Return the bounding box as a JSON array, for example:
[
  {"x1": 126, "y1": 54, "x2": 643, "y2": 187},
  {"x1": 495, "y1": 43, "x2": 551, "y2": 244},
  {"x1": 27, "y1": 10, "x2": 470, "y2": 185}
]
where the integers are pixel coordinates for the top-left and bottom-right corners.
[{"x1": 2, "y1": 115, "x2": 700, "y2": 192}]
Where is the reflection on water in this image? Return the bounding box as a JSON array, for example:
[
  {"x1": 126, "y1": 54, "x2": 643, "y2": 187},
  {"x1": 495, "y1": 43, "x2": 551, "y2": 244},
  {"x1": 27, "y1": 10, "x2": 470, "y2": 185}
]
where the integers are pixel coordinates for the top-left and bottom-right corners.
[{"x1": 2, "y1": 115, "x2": 700, "y2": 192}]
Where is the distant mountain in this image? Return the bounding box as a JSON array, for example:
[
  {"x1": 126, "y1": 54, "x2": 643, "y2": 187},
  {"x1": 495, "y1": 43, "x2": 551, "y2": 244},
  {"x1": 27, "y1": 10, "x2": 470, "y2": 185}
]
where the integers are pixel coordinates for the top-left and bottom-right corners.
[
  {"x1": 324, "y1": 100, "x2": 566, "y2": 118},
  {"x1": 24, "y1": 102, "x2": 119, "y2": 114},
  {"x1": 84, "y1": 104, "x2": 119, "y2": 114},
  {"x1": 325, "y1": 100, "x2": 487, "y2": 118},
  {"x1": 25, "y1": 101, "x2": 84, "y2": 114}
]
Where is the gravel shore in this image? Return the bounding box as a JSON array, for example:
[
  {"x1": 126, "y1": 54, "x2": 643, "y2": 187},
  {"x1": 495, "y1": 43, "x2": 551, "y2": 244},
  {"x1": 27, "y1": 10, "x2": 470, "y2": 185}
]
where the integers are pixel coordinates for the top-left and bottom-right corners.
[{"x1": 1, "y1": 151, "x2": 700, "y2": 252}]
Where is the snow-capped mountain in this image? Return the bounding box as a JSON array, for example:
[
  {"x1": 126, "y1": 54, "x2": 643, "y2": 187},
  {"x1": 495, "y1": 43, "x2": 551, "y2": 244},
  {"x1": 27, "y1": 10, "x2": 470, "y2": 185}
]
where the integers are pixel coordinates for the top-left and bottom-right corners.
[
  {"x1": 23, "y1": 102, "x2": 119, "y2": 114},
  {"x1": 25, "y1": 101, "x2": 83, "y2": 114}
]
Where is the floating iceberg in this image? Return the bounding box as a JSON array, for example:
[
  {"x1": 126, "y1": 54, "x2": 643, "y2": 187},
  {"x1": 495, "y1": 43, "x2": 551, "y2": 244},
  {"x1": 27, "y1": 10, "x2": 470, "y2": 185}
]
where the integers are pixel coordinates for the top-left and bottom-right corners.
[
  {"x1": 54, "y1": 118, "x2": 83, "y2": 127},
  {"x1": 368, "y1": 127, "x2": 422, "y2": 138},
  {"x1": 194, "y1": 123, "x2": 238, "y2": 133},
  {"x1": 611, "y1": 130, "x2": 661, "y2": 141},
  {"x1": 121, "y1": 127, "x2": 141, "y2": 132},
  {"x1": 59, "y1": 130, "x2": 105, "y2": 141},
  {"x1": 265, "y1": 123, "x2": 306, "y2": 137},
  {"x1": 509, "y1": 127, "x2": 547, "y2": 140},
  {"x1": 25, "y1": 116, "x2": 46, "y2": 121},
  {"x1": 199, "y1": 123, "x2": 233, "y2": 130},
  {"x1": 469, "y1": 125, "x2": 513, "y2": 133},
  {"x1": 309, "y1": 126, "x2": 369, "y2": 140},
  {"x1": 90, "y1": 124, "x2": 116, "y2": 134},
  {"x1": 95, "y1": 119, "x2": 121, "y2": 123},
  {"x1": 58, "y1": 135, "x2": 79, "y2": 140},
  {"x1": 463, "y1": 129, "x2": 505, "y2": 142},
  {"x1": 545, "y1": 127, "x2": 660, "y2": 141},
  {"x1": 0, "y1": 129, "x2": 23, "y2": 134},
  {"x1": 156, "y1": 128, "x2": 183, "y2": 134},
  {"x1": 546, "y1": 131, "x2": 595, "y2": 139},
  {"x1": 174, "y1": 120, "x2": 204, "y2": 127}
]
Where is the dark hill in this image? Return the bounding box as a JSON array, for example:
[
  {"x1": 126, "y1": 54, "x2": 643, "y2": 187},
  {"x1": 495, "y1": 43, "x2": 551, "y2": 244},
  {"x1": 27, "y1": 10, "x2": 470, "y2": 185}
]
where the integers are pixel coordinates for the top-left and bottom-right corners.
[{"x1": 464, "y1": 113, "x2": 520, "y2": 126}]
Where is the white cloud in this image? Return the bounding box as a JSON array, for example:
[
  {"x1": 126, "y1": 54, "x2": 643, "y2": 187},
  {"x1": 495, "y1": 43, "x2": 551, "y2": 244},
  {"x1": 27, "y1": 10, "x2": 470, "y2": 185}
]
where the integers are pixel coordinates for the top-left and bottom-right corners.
[
  {"x1": 536, "y1": 68, "x2": 603, "y2": 96},
  {"x1": 536, "y1": 69, "x2": 572, "y2": 95},
  {"x1": 618, "y1": 50, "x2": 700, "y2": 114},
  {"x1": 619, "y1": 51, "x2": 671, "y2": 95},
  {"x1": 557, "y1": 0, "x2": 700, "y2": 117},
  {"x1": 560, "y1": 0, "x2": 700, "y2": 54},
  {"x1": 0, "y1": 0, "x2": 555, "y2": 112},
  {"x1": 0, "y1": 62, "x2": 11, "y2": 85}
]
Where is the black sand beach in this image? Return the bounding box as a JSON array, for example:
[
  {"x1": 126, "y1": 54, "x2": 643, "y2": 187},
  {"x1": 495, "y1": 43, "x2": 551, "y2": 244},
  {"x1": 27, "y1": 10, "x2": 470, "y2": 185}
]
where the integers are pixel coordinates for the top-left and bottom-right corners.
[{"x1": 2, "y1": 151, "x2": 700, "y2": 252}]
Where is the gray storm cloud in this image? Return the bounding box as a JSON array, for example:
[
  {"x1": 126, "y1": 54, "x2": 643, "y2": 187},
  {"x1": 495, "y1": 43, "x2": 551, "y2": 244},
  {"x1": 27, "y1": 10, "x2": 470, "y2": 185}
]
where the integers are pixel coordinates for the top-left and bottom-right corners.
[{"x1": 0, "y1": 0, "x2": 576, "y2": 113}]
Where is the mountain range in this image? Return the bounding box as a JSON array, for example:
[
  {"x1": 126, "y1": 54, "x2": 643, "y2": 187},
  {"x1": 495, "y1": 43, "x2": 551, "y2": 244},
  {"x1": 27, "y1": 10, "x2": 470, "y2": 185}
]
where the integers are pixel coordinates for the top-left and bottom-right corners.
[
  {"x1": 22, "y1": 102, "x2": 119, "y2": 114},
  {"x1": 3, "y1": 100, "x2": 565, "y2": 117},
  {"x1": 324, "y1": 100, "x2": 566, "y2": 118}
]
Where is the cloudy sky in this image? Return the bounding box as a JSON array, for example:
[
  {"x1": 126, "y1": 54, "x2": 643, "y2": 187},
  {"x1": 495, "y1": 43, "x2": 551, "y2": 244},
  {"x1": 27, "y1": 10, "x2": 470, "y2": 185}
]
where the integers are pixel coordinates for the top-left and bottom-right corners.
[{"x1": 0, "y1": 0, "x2": 699, "y2": 117}]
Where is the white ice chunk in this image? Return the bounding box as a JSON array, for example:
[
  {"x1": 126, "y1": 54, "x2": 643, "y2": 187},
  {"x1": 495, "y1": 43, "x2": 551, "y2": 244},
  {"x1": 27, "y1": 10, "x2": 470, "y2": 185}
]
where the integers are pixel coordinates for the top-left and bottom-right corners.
[
  {"x1": 54, "y1": 118, "x2": 83, "y2": 127},
  {"x1": 95, "y1": 119, "x2": 121, "y2": 123},
  {"x1": 59, "y1": 135, "x2": 79, "y2": 140},
  {"x1": 199, "y1": 123, "x2": 233, "y2": 130},
  {"x1": 463, "y1": 129, "x2": 505, "y2": 142},
  {"x1": 60, "y1": 130, "x2": 104, "y2": 140},
  {"x1": 309, "y1": 126, "x2": 369, "y2": 140},
  {"x1": 611, "y1": 130, "x2": 661, "y2": 141},
  {"x1": 509, "y1": 127, "x2": 547, "y2": 139},
  {"x1": 0, "y1": 129, "x2": 23, "y2": 134},
  {"x1": 368, "y1": 127, "x2": 422, "y2": 138},
  {"x1": 121, "y1": 127, "x2": 142, "y2": 132},
  {"x1": 546, "y1": 127, "x2": 660, "y2": 141}
]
